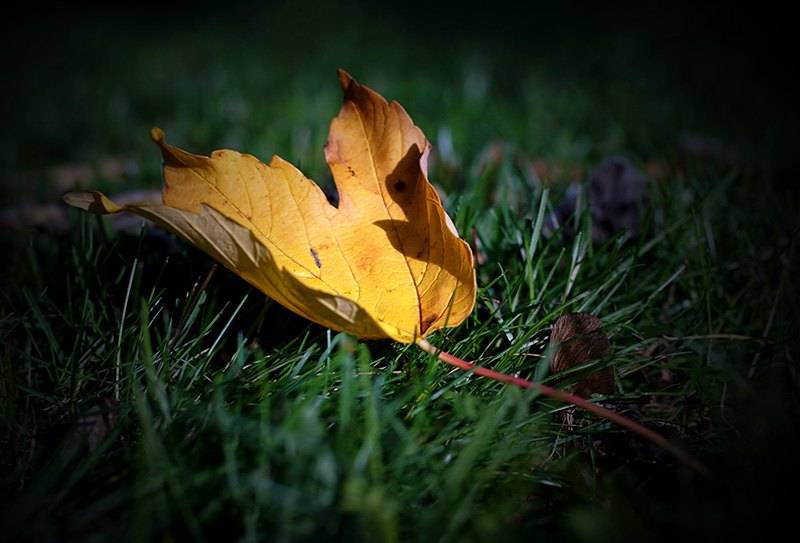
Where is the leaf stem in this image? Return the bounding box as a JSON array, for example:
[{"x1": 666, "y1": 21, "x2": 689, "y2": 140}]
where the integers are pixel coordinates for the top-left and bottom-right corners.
[{"x1": 416, "y1": 339, "x2": 710, "y2": 476}]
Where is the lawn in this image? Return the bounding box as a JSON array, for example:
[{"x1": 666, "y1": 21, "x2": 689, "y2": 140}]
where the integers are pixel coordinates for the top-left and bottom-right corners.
[{"x1": 1, "y1": 3, "x2": 798, "y2": 541}]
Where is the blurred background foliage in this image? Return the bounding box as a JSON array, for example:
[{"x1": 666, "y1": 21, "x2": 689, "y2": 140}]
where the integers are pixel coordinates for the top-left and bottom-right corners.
[{"x1": 2, "y1": 1, "x2": 797, "y2": 196}]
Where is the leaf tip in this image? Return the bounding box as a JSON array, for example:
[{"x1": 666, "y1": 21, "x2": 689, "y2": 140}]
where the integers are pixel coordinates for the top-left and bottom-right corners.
[
  {"x1": 63, "y1": 191, "x2": 121, "y2": 214},
  {"x1": 150, "y1": 126, "x2": 166, "y2": 145},
  {"x1": 63, "y1": 191, "x2": 91, "y2": 210},
  {"x1": 336, "y1": 68, "x2": 355, "y2": 92}
]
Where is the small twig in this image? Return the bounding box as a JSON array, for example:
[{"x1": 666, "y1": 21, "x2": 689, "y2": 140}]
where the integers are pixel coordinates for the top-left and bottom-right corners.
[{"x1": 416, "y1": 339, "x2": 710, "y2": 476}]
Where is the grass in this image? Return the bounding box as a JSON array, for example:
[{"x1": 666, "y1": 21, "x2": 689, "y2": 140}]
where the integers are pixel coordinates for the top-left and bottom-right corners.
[{"x1": 1, "y1": 3, "x2": 798, "y2": 541}]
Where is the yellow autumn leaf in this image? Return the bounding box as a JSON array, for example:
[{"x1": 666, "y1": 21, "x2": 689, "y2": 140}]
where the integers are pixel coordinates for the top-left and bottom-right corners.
[{"x1": 64, "y1": 70, "x2": 476, "y2": 343}]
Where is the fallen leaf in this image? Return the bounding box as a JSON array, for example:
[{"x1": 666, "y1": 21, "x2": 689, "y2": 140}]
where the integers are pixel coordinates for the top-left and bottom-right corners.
[
  {"x1": 552, "y1": 156, "x2": 648, "y2": 243},
  {"x1": 588, "y1": 156, "x2": 648, "y2": 243},
  {"x1": 64, "y1": 70, "x2": 476, "y2": 343},
  {"x1": 548, "y1": 313, "x2": 614, "y2": 398},
  {"x1": 76, "y1": 397, "x2": 120, "y2": 452}
]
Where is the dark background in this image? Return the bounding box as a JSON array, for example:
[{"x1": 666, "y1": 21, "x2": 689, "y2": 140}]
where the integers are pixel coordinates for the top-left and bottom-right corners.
[{"x1": 2, "y1": 0, "x2": 798, "y2": 177}]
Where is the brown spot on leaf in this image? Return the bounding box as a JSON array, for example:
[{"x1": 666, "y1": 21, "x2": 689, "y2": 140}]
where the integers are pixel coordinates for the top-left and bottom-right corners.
[
  {"x1": 419, "y1": 314, "x2": 437, "y2": 335},
  {"x1": 394, "y1": 179, "x2": 407, "y2": 192}
]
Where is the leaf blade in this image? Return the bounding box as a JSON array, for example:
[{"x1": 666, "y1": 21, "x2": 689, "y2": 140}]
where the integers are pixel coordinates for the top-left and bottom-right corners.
[{"x1": 66, "y1": 71, "x2": 476, "y2": 343}]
